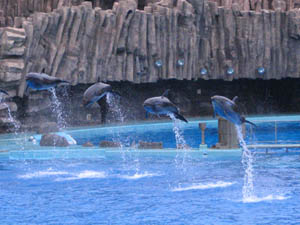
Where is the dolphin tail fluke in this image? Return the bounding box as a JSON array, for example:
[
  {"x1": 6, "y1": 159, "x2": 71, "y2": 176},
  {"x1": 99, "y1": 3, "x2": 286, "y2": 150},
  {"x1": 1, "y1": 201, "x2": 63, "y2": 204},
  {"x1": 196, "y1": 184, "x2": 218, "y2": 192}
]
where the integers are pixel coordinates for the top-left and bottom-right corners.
[
  {"x1": 0, "y1": 89, "x2": 9, "y2": 96},
  {"x1": 241, "y1": 116, "x2": 257, "y2": 128},
  {"x1": 174, "y1": 112, "x2": 188, "y2": 123},
  {"x1": 245, "y1": 120, "x2": 257, "y2": 128}
]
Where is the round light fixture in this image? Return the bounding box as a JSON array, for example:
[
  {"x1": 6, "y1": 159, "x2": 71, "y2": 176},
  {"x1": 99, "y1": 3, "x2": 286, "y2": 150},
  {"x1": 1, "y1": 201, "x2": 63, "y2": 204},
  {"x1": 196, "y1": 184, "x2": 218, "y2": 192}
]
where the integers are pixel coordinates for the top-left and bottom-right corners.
[
  {"x1": 155, "y1": 60, "x2": 162, "y2": 67},
  {"x1": 257, "y1": 67, "x2": 265, "y2": 75},
  {"x1": 227, "y1": 67, "x2": 234, "y2": 75},
  {"x1": 200, "y1": 68, "x2": 207, "y2": 75},
  {"x1": 177, "y1": 59, "x2": 184, "y2": 66}
]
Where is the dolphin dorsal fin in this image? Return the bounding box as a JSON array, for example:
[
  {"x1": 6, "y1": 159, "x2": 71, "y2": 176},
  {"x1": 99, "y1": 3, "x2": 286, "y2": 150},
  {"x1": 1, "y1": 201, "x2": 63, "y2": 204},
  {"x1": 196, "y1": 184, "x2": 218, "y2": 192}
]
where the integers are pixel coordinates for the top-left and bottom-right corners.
[
  {"x1": 232, "y1": 96, "x2": 238, "y2": 103},
  {"x1": 161, "y1": 89, "x2": 170, "y2": 98}
]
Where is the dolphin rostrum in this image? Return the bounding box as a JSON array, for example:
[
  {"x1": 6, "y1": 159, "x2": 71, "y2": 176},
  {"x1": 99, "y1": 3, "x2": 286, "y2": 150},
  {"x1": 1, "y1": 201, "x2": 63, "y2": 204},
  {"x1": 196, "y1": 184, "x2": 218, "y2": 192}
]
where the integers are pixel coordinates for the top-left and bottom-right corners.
[
  {"x1": 211, "y1": 95, "x2": 256, "y2": 127},
  {"x1": 82, "y1": 82, "x2": 120, "y2": 108},
  {"x1": 143, "y1": 90, "x2": 188, "y2": 123},
  {"x1": 25, "y1": 72, "x2": 70, "y2": 93}
]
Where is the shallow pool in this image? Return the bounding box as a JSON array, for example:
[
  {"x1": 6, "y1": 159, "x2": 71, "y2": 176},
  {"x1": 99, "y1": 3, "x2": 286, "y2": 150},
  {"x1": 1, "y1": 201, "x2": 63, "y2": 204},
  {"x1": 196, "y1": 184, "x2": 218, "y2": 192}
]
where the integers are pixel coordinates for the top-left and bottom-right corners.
[{"x1": 0, "y1": 115, "x2": 300, "y2": 224}]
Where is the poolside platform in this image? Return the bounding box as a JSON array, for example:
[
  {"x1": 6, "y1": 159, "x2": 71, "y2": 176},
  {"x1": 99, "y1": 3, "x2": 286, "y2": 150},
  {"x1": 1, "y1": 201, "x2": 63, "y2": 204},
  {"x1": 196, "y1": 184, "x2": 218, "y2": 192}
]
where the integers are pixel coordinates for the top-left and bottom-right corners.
[
  {"x1": 0, "y1": 147, "x2": 243, "y2": 160},
  {"x1": 248, "y1": 144, "x2": 300, "y2": 149}
]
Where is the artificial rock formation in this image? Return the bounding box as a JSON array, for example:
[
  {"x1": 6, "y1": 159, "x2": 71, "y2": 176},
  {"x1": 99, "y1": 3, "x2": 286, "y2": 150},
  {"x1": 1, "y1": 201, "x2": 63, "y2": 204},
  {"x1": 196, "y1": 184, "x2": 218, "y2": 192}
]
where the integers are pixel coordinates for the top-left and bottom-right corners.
[
  {"x1": 0, "y1": 0, "x2": 298, "y2": 96},
  {"x1": 0, "y1": 0, "x2": 298, "y2": 131},
  {"x1": 40, "y1": 133, "x2": 70, "y2": 147},
  {"x1": 14, "y1": 0, "x2": 300, "y2": 98}
]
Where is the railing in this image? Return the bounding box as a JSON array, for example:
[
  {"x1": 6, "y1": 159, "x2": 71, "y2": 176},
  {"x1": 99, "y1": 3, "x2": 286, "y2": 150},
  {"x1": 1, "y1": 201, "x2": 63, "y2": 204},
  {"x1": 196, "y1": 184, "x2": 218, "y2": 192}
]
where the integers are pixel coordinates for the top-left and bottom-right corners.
[{"x1": 247, "y1": 119, "x2": 300, "y2": 151}]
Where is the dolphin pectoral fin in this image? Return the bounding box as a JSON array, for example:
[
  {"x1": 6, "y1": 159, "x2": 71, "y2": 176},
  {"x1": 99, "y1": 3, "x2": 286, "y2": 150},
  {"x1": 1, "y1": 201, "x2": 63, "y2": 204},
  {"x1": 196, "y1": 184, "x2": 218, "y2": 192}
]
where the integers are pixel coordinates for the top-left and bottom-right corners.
[
  {"x1": 0, "y1": 89, "x2": 9, "y2": 96},
  {"x1": 174, "y1": 112, "x2": 188, "y2": 123},
  {"x1": 245, "y1": 120, "x2": 257, "y2": 128},
  {"x1": 24, "y1": 85, "x2": 30, "y2": 96},
  {"x1": 145, "y1": 111, "x2": 148, "y2": 119},
  {"x1": 161, "y1": 89, "x2": 170, "y2": 97},
  {"x1": 213, "y1": 110, "x2": 216, "y2": 118}
]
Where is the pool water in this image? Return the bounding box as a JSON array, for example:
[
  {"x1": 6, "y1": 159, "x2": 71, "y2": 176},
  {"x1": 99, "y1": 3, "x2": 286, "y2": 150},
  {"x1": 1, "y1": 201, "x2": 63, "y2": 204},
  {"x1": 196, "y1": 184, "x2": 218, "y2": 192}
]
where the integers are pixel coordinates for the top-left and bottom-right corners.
[
  {"x1": 0, "y1": 116, "x2": 300, "y2": 224},
  {"x1": 68, "y1": 117, "x2": 300, "y2": 149},
  {"x1": 1, "y1": 152, "x2": 300, "y2": 224}
]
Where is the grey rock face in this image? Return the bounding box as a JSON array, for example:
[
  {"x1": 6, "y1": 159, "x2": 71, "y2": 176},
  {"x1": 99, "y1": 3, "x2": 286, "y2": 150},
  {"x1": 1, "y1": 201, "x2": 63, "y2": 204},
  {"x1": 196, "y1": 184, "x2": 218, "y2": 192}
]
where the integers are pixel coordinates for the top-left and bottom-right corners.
[
  {"x1": 0, "y1": 28, "x2": 26, "y2": 83},
  {"x1": 13, "y1": 0, "x2": 300, "y2": 96},
  {"x1": 40, "y1": 133, "x2": 69, "y2": 147}
]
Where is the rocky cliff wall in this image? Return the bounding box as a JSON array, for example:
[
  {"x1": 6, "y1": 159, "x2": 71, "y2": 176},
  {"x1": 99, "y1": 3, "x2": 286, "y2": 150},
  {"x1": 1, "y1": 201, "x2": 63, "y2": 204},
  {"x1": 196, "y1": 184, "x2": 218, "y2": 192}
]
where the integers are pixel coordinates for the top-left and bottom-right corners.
[
  {"x1": 0, "y1": 0, "x2": 299, "y2": 131},
  {"x1": 0, "y1": 0, "x2": 299, "y2": 95},
  {"x1": 7, "y1": 0, "x2": 300, "y2": 97}
]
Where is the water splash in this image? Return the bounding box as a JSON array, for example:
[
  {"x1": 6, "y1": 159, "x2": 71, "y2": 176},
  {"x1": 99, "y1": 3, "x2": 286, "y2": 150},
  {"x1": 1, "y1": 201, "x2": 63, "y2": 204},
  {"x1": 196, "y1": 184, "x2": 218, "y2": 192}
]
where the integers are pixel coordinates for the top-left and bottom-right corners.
[
  {"x1": 119, "y1": 172, "x2": 160, "y2": 180},
  {"x1": 49, "y1": 88, "x2": 66, "y2": 129},
  {"x1": 106, "y1": 93, "x2": 126, "y2": 147},
  {"x1": 235, "y1": 125, "x2": 254, "y2": 201},
  {"x1": 106, "y1": 93, "x2": 140, "y2": 174},
  {"x1": 172, "y1": 181, "x2": 235, "y2": 192},
  {"x1": 5, "y1": 103, "x2": 20, "y2": 135},
  {"x1": 2, "y1": 101, "x2": 28, "y2": 150},
  {"x1": 168, "y1": 113, "x2": 190, "y2": 177},
  {"x1": 241, "y1": 194, "x2": 289, "y2": 203},
  {"x1": 106, "y1": 92, "x2": 125, "y2": 123},
  {"x1": 168, "y1": 113, "x2": 188, "y2": 149}
]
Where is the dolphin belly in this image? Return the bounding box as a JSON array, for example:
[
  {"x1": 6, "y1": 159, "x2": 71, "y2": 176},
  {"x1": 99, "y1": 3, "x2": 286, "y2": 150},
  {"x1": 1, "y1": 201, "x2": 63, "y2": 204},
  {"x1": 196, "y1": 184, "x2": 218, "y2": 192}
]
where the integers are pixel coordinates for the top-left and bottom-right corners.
[
  {"x1": 144, "y1": 105, "x2": 157, "y2": 114},
  {"x1": 88, "y1": 92, "x2": 108, "y2": 106},
  {"x1": 225, "y1": 113, "x2": 243, "y2": 125},
  {"x1": 27, "y1": 81, "x2": 54, "y2": 90},
  {"x1": 213, "y1": 103, "x2": 242, "y2": 125},
  {"x1": 213, "y1": 103, "x2": 227, "y2": 119}
]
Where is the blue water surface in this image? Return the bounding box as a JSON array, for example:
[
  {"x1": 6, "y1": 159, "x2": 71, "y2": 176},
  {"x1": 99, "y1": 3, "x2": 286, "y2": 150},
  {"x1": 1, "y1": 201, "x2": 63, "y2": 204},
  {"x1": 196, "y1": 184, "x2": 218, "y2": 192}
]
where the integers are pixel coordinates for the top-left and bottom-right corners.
[{"x1": 0, "y1": 116, "x2": 300, "y2": 225}]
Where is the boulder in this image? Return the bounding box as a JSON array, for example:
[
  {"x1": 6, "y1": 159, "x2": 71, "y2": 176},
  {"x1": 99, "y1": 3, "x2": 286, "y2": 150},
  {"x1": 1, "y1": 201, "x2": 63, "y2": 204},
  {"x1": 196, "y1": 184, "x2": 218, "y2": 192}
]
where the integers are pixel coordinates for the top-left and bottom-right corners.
[
  {"x1": 99, "y1": 140, "x2": 121, "y2": 148},
  {"x1": 138, "y1": 141, "x2": 163, "y2": 149},
  {"x1": 83, "y1": 141, "x2": 94, "y2": 147},
  {"x1": 40, "y1": 133, "x2": 69, "y2": 147}
]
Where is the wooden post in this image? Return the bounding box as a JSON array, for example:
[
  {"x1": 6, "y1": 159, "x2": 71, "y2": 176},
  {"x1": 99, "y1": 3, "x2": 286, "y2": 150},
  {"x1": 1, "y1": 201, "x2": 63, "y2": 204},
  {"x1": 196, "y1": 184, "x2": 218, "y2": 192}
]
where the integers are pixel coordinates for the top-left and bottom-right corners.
[
  {"x1": 199, "y1": 123, "x2": 207, "y2": 145},
  {"x1": 216, "y1": 118, "x2": 245, "y2": 149},
  {"x1": 199, "y1": 122, "x2": 208, "y2": 152}
]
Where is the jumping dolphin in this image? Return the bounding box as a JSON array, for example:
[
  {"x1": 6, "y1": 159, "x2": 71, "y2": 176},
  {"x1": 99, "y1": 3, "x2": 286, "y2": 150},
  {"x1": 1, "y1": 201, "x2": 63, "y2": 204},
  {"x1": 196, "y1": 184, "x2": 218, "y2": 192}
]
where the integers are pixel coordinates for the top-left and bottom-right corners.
[
  {"x1": 143, "y1": 90, "x2": 188, "y2": 123},
  {"x1": 82, "y1": 82, "x2": 120, "y2": 108},
  {"x1": 25, "y1": 72, "x2": 70, "y2": 93},
  {"x1": 211, "y1": 95, "x2": 256, "y2": 127}
]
